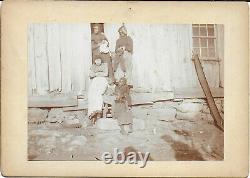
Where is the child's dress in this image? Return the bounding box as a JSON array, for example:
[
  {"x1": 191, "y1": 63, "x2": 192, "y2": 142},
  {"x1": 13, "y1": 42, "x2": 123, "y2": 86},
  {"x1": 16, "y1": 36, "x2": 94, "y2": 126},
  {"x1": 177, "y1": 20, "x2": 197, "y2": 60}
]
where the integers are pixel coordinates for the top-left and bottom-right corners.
[{"x1": 113, "y1": 84, "x2": 133, "y2": 126}]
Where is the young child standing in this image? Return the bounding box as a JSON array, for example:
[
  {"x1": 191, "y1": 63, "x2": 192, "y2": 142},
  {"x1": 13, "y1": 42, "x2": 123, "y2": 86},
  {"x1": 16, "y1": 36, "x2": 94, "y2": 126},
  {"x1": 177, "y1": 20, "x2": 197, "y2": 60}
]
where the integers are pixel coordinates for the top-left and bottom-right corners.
[{"x1": 113, "y1": 77, "x2": 133, "y2": 135}]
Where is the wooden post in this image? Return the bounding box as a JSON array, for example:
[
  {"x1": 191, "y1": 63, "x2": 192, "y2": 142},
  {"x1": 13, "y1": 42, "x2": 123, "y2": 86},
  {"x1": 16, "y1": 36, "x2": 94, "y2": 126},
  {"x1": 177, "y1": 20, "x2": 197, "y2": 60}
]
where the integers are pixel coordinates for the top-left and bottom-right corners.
[{"x1": 192, "y1": 54, "x2": 224, "y2": 131}]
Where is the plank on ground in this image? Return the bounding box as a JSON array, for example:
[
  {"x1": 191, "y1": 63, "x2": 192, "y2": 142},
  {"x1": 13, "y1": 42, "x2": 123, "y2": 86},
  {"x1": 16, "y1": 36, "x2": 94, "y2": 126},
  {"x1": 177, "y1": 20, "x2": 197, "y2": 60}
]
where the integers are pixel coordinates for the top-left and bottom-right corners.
[
  {"x1": 63, "y1": 99, "x2": 88, "y2": 112},
  {"x1": 103, "y1": 91, "x2": 174, "y2": 105},
  {"x1": 28, "y1": 95, "x2": 78, "y2": 108},
  {"x1": 174, "y1": 87, "x2": 224, "y2": 99}
]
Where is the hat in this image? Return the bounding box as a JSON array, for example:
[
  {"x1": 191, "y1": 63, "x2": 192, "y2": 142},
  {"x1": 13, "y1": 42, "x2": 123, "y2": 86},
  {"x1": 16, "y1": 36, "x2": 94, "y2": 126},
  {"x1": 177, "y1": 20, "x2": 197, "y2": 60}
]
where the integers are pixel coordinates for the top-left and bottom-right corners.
[{"x1": 118, "y1": 23, "x2": 127, "y2": 35}]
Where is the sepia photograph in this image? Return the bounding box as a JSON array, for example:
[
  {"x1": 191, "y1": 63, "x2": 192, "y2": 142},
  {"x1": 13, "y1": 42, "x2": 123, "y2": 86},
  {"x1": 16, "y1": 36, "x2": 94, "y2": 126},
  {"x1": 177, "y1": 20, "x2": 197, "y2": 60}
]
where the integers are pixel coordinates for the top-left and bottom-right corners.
[{"x1": 27, "y1": 23, "x2": 224, "y2": 163}]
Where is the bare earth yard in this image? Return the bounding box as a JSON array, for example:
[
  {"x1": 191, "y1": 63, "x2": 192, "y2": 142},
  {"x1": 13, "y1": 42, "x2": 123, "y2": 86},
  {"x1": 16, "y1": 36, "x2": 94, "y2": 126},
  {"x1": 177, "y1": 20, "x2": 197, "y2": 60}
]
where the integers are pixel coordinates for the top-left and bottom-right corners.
[{"x1": 28, "y1": 98, "x2": 224, "y2": 161}]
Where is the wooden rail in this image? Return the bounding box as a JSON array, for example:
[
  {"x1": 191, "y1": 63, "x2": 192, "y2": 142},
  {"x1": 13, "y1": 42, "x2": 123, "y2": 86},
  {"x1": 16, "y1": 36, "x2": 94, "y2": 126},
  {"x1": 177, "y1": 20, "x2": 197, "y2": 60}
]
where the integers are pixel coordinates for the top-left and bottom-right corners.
[{"x1": 192, "y1": 54, "x2": 224, "y2": 131}]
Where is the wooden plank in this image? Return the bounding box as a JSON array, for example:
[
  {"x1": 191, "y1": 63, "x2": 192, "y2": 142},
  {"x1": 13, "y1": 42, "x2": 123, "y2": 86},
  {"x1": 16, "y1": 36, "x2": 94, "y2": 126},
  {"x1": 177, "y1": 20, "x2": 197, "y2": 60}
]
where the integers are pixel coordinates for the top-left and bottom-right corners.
[
  {"x1": 202, "y1": 61, "x2": 220, "y2": 88},
  {"x1": 174, "y1": 87, "x2": 224, "y2": 99},
  {"x1": 103, "y1": 91, "x2": 174, "y2": 105},
  {"x1": 132, "y1": 92, "x2": 174, "y2": 104},
  {"x1": 151, "y1": 24, "x2": 172, "y2": 91},
  {"x1": 70, "y1": 25, "x2": 81, "y2": 94},
  {"x1": 28, "y1": 95, "x2": 78, "y2": 108},
  {"x1": 63, "y1": 99, "x2": 88, "y2": 111},
  {"x1": 70, "y1": 25, "x2": 89, "y2": 95},
  {"x1": 34, "y1": 24, "x2": 49, "y2": 95},
  {"x1": 47, "y1": 23, "x2": 62, "y2": 92},
  {"x1": 59, "y1": 24, "x2": 72, "y2": 93},
  {"x1": 28, "y1": 24, "x2": 37, "y2": 96},
  {"x1": 192, "y1": 54, "x2": 223, "y2": 131},
  {"x1": 82, "y1": 24, "x2": 92, "y2": 93},
  {"x1": 175, "y1": 25, "x2": 200, "y2": 88},
  {"x1": 216, "y1": 24, "x2": 224, "y2": 88}
]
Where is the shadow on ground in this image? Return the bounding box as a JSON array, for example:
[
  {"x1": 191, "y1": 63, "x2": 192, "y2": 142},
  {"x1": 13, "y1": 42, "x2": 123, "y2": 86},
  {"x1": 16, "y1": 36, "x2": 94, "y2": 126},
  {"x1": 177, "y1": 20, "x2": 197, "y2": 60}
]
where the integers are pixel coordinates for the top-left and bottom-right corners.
[{"x1": 161, "y1": 135, "x2": 204, "y2": 161}]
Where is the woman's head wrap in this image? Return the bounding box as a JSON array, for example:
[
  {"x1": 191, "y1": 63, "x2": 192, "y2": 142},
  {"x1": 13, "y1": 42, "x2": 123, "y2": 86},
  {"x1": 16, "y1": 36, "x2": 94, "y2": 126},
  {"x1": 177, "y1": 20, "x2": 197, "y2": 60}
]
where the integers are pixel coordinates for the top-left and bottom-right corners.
[{"x1": 118, "y1": 23, "x2": 127, "y2": 35}]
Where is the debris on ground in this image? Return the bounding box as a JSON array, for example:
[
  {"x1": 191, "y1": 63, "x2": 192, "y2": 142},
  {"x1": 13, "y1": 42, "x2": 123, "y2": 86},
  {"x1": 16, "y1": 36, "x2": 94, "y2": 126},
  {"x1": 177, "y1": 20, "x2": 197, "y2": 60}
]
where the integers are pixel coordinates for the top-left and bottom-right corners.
[{"x1": 28, "y1": 97, "x2": 224, "y2": 161}]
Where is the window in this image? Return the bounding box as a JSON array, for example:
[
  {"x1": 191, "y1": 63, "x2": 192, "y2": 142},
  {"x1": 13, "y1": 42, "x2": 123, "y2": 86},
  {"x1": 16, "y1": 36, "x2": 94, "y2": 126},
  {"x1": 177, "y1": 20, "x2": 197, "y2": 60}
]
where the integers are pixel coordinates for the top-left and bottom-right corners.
[{"x1": 192, "y1": 24, "x2": 217, "y2": 60}]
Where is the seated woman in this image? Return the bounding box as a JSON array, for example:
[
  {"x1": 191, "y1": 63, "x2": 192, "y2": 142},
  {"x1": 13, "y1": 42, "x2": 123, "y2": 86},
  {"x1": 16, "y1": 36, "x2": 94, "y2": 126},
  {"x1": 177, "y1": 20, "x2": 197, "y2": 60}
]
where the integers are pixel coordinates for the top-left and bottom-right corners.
[{"x1": 88, "y1": 58, "x2": 108, "y2": 124}]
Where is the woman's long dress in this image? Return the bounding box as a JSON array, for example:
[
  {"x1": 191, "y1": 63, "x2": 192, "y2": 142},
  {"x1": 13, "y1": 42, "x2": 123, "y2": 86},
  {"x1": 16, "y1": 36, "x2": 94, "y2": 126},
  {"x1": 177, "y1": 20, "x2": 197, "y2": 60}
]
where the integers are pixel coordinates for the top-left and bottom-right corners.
[{"x1": 87, "y1": 63, "x2": 108, "y2": 117}]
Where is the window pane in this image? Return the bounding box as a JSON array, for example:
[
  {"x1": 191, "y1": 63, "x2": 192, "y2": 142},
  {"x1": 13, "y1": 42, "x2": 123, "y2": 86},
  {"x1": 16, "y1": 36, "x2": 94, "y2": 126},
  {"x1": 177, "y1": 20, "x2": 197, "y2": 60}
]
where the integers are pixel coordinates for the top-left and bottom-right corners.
[
  {"x1": 200, "y1": 38, "x2": 207, "y2": 47},
  {"x1": 208, "y1": 39, "x2": 215, "y2": 47},
  {"x1": 208, "y1": 48, "x2": 215, "y2": 57},
  {"x1": 193, "y1": 48, "x2": 200, "y2": 56},
  {"x1": 200, "y1": 27, "x2": 207, "y2": 36},
  {"x1": 201, "y1": 48, "x2": 207, "y2": 57},
  {"x1": 193, "y1": 27, "x2": 199, "y2": 36},
  {"x1": 208, "y1": 27, "x2": 215, "y2": 36},
  {"x1": 193, "y1": 38, "x2": 199, "y2": 47},
  {"x1": 207, "y1": 24, "x2": 214, "y2": 28},
  {"x1": 200, "y1": 26, "x2": 207, "y2": 36},
  {"x1": 192, "y1": 24, "x2": 199, "y2": 27}
]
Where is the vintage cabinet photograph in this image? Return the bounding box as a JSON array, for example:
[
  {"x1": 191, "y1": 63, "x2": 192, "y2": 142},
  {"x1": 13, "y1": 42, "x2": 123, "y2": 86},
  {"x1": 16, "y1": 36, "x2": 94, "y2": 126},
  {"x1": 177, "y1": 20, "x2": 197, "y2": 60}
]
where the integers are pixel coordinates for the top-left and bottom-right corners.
[{"x1": 27, "y1": 23, "x2": 224, "y2": 162}]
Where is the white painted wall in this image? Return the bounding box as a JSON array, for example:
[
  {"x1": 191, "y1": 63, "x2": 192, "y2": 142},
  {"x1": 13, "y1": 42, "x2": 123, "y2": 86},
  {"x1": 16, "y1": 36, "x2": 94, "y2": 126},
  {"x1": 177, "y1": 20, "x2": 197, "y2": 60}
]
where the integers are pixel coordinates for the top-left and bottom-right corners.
[
  {"x1": 28, "y1": 23, "x2": 92, "y2": 96},
  {"x1": 216, "y1": 24, "x2": 224, "y2": 88},
  {"x1": 105, "y1": 24, "x2": 200, "y2": 92},
  {"x1": 28, "y1": 23, "x2": 221, "y2": 96}
]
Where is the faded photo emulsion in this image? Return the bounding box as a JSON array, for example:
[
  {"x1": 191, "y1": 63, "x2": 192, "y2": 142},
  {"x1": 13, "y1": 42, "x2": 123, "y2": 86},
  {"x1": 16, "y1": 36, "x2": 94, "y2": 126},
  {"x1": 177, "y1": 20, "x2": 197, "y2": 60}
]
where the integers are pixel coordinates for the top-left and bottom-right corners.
[{"x1": 28, "y1": 23, "x2": 224, "y2": 163}]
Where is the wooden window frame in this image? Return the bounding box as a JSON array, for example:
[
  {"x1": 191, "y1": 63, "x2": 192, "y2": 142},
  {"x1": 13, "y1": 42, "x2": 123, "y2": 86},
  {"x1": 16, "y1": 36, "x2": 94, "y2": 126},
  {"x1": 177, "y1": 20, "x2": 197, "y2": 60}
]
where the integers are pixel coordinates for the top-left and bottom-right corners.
[{"x1": 192, "y1": 24, "x2": 219, "y2": 61}]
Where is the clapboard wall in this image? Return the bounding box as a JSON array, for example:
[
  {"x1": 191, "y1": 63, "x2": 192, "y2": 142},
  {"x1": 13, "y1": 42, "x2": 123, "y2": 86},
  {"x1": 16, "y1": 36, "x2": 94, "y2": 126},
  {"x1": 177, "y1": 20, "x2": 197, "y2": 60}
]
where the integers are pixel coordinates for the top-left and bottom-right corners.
[
  {"x1": 105, "y1": 24, "x2": 199, "y2": 91},
  {"x1": 28, "y1": 24, "x2": 223, "y2": 96},
  {"x1": 28, "y1": 24, "x2": 92, "y2": 96}
]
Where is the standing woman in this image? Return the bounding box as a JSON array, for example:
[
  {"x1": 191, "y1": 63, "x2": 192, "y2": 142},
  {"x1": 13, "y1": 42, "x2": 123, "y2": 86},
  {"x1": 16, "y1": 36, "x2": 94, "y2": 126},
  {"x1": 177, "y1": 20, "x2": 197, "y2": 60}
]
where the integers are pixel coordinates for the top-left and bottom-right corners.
[
  {"x1": 91, "y1": 24, "x2": 108, "y2": 61},
  {"x1": 114, "y1": 24, "x2": 134, "y2": 85}
]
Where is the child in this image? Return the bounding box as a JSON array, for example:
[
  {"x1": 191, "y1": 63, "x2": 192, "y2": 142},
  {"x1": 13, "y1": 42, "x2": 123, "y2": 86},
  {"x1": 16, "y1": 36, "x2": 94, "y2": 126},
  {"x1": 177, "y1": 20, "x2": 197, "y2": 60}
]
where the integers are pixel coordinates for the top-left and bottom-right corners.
[{"x1": 112, "y1": 77, "x2": 133, "y2": 135}]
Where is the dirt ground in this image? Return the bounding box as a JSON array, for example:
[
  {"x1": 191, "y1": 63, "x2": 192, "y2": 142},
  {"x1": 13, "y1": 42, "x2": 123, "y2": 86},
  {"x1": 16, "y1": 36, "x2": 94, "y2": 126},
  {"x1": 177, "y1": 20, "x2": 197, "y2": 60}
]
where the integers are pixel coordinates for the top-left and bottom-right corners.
[{"x1": 28, "y1": 98, "x2": 224, "y2": 161}]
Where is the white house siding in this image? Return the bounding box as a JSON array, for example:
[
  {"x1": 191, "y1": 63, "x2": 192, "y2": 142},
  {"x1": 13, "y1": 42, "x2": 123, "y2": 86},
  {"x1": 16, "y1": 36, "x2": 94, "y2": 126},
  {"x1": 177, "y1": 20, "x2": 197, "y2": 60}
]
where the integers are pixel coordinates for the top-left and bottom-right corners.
[
  {"x1": 105, "y1": 24, "x2": 200, "y2": 92},
  {"x1": 216, "y1": 24, "x2": 224, "y2": 88},
  {"x1": 28, "y1": 24, "x2": 222, "y2": 96},
  {"x1": 28, "y1": 23, "x2": 92, "y2": 96}
]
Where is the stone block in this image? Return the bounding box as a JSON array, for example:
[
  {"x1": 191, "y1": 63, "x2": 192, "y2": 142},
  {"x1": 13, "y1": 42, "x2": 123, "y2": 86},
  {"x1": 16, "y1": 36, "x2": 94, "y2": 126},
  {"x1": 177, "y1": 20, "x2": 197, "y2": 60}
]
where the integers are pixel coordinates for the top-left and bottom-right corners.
[
  {"x1": 28, "y1": 108, "x2": 48, "y2": 123},
  {"x1": 177, "y1": 101, "x2": 203, "y2": 113},
  {"x1": 96, "y1": 118, "x2": 120, "y2": 130},
  {"x1": 175, "y1": 111, "x2": 201, "y2": 121}
]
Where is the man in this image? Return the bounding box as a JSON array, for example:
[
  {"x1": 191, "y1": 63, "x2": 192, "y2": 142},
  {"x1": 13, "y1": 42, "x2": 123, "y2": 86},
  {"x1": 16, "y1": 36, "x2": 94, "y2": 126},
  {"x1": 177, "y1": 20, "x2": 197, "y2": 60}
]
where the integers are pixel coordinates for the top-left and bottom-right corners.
[
  {"x1": 91, "y1": 24, "x2": 108, "y2": 61},
  {"x1": 113, "y1": 24, "x2": 133, "y2": 85}
]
